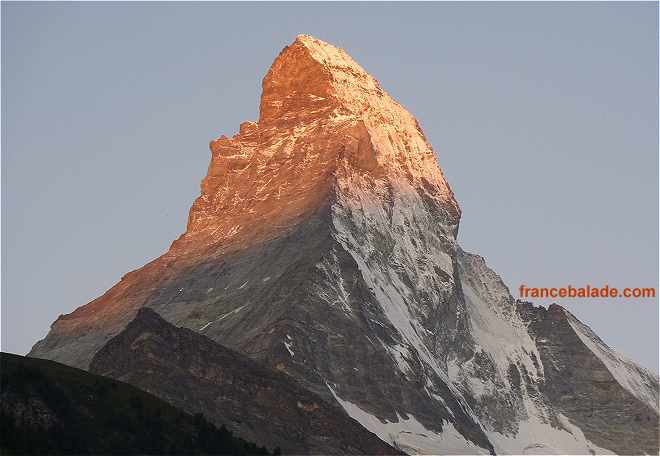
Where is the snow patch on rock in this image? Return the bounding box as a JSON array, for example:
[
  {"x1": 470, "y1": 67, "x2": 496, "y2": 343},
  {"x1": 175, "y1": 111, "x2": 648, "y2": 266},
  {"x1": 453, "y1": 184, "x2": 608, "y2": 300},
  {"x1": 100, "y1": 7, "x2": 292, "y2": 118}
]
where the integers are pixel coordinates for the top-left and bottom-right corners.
[
  {"x1": 488, "y1": 409, "x2": 614, "y2": 455},
  {"x1": 327, "y1": 384, "x2": 489, "y2": 455},
  {"x1": 199, "y1": 305, "x2": 246, "y2": 331},
  {"x1": 284, "y1": 335, "x2": 295, "y2": 357}
]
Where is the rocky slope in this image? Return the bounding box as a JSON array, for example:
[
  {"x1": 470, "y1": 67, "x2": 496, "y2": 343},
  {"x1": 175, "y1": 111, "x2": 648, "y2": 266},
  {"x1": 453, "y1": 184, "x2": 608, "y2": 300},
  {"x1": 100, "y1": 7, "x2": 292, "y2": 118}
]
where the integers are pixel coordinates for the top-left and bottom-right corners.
[
  {"x1": 89, "y1": 307, "x2": 401, "y2": 455},
  {"x1": 517, "y1": 301, "x2": 658, "y2": 455},
  {"x1": 30, "y1": 35, "x2": 658, "y2": 455}
]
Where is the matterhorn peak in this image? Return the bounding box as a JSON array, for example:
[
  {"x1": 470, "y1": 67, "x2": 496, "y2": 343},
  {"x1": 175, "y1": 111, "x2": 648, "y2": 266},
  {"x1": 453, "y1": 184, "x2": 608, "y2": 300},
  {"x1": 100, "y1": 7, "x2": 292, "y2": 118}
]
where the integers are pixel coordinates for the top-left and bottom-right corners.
[
  {"x1": 191, "y1": 35, "x2": 460, "y2": 251},
  {"x1": 29, "y1": 35, "x2": 660, "y2": 456}
]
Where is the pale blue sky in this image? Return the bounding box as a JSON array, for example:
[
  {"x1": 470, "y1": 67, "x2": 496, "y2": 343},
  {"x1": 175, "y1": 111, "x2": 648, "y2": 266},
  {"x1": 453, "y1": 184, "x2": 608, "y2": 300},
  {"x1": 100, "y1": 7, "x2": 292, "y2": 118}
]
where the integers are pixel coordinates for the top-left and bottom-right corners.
[{"x1": 2, "y1": 2, "x2": 658, "y2": 371}]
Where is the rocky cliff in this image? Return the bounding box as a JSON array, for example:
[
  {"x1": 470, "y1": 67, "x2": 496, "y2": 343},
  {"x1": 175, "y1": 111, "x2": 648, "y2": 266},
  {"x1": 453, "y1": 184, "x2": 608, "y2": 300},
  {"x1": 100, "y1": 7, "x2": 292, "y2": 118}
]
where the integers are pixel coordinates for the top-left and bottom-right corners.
[
  {"x1": 30, "y1": 35, "x2": 658, "y2": 455},
  {"x1": 89, "y1": 308, "x2": 401, "y2": 455}
]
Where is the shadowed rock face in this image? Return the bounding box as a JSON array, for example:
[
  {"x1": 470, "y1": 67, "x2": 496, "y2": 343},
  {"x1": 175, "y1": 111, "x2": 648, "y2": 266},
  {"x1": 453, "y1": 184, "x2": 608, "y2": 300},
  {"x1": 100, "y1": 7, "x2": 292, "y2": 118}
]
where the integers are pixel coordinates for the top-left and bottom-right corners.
[
  {"x1": 30, "y1": 35, "x2": 658, "y2": 455},
  {"x1": 89, "y1": 308, "x2": 401, "y2": 456},
  {"x1": 518, "y1": 302, "x2": 659, "y2": 455}
]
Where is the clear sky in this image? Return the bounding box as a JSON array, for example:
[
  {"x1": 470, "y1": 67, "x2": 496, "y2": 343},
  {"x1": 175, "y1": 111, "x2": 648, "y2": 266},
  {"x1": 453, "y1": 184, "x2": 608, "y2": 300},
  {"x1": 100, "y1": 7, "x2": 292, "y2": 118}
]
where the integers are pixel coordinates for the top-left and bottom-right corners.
[{"x1": 2, "y1": 2, "x2": 658, "y2": 372}]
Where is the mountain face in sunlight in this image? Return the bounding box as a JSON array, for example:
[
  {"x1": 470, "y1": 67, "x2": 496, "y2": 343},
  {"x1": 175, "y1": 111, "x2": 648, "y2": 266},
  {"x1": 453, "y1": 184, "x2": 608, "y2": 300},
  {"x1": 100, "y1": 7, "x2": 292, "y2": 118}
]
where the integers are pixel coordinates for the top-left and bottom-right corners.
[{"x1": 30, "y1": 35, "x2": 658, "y2": 455}]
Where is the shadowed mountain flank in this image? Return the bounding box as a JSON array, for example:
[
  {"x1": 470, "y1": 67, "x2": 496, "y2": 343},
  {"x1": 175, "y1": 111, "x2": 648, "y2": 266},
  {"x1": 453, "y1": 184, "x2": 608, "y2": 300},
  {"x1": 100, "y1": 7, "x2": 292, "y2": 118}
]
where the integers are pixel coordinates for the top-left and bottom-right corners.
[{"x1": 89, "y1": 308, "x2": 402, "y2": 455}]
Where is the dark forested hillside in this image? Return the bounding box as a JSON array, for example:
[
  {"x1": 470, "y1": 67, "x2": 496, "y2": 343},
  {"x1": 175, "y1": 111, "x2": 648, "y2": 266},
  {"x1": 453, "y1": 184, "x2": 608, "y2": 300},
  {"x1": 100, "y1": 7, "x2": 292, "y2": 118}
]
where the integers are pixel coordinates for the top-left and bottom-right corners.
[{"x1": 0, "y1": 352, "x2": 274, "y2": 455}]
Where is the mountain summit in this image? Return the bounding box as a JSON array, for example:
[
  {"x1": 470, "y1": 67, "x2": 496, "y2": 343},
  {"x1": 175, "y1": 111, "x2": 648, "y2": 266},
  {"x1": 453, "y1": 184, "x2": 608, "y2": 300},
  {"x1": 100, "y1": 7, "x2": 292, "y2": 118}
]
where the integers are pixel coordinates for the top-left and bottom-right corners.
[
  {"x1": 30, "y1": 35, "x2": 658, "y2": 455},
  {"x1": 184, "y1": 34, "x2": 459, "y2": 251}
]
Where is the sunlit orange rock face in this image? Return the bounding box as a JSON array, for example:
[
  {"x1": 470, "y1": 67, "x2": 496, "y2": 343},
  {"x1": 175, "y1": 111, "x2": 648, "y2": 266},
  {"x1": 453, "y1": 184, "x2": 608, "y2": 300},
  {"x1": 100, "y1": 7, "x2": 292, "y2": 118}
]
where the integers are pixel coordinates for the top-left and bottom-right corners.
[
  {"x1": 30, "y1": 35, "x2": 460, "y2": 369},
  {"x1": 176, "y1": 34, "x2": 459, "y2": 254}
]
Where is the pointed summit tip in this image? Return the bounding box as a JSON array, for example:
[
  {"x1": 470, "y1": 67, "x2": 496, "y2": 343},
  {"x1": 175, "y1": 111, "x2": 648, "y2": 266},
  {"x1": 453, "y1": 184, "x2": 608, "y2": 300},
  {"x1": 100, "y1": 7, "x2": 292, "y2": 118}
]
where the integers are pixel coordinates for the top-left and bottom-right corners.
[
  {"x1": 291, "y1": 34, "x2": 349, "y2": 59},
  {"x1": 258, "y1": 34, "x2": 380, "y2": 124},
  {"x1": 293, "y1": 34, "x2": 320, "y2": 44}
]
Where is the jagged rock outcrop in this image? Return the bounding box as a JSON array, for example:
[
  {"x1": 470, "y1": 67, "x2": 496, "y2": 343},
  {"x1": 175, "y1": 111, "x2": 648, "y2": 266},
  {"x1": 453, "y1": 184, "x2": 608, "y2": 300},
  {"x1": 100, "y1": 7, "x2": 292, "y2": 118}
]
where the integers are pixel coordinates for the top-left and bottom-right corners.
[
  {"x1": 517, "y1": 302, "x2": 658, "y2": 455},
  {"x1": 89, "y1": 308, "x2": 401, "y2": 455},
  {"x1": 446, "y1": 250, "x2": 658, "y2": 454},
  {"x1": 30, "y1": 35, "x2": 658, "y2": 455}
]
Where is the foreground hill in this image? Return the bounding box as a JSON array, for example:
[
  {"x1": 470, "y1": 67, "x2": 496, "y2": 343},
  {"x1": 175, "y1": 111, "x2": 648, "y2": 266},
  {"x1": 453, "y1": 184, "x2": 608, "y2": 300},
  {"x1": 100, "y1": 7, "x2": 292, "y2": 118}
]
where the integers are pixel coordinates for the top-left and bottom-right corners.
[
  {"x1": 90, "y1": 308, "x2": 401, "y2": 455},
  {"x1": 0, "y1": 352, "x2": 272, "y2": 455}
]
